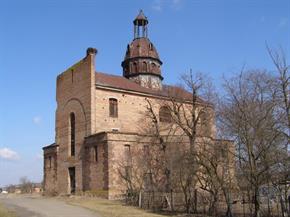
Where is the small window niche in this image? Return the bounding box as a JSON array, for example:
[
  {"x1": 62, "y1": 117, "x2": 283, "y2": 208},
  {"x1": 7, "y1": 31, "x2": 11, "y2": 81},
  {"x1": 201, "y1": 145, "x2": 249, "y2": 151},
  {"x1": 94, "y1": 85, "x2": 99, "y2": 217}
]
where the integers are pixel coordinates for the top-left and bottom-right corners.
[
  {"x1": 109, "y1": 98, "x2": 118, "y2": 118},
  {"x1": 94, "y1": 146, "x2": 98, "y2": 162},
  {"x1": 159, "y1": 106, "x2": 172, "y2": 123}
]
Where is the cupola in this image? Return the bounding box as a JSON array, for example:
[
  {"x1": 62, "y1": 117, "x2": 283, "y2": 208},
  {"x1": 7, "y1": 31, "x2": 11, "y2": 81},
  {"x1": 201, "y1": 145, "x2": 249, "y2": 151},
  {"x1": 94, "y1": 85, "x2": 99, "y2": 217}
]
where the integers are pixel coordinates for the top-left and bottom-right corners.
[{"x1": 121, "y1": 10, "x2": 163, "y2": 90}]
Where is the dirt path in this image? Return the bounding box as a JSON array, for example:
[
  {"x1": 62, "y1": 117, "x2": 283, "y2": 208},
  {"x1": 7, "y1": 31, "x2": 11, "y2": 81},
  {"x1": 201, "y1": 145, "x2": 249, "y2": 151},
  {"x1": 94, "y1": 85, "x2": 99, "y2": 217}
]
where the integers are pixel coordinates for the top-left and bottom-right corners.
[{"x1": 0, "y1": 194, "x2": 101, "y2": 217}]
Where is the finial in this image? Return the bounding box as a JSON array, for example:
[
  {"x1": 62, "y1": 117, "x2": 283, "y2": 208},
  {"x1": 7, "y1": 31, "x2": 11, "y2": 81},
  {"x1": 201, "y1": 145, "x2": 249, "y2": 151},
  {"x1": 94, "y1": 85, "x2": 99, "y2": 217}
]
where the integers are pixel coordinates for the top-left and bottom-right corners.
[{"x1": 134, "y1": 9, "x2": 148, "y2": 25}]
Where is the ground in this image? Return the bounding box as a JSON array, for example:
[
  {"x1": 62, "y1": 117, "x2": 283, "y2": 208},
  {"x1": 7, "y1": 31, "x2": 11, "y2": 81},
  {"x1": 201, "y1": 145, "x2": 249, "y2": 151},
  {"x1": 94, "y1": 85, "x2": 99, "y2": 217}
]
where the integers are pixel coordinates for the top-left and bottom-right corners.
[
  {"x1": 0, "y1": 194, "x2": 100, "y2": 217},
  {"x1": 0, "y1": 194, "x2": 174, "y2": 217},
  {"x1": 0, "y1": 202, "x2": 16, "y2": 217},
  {"x1": 65, "y1": 196, "x2": 172, "y2": 217}
]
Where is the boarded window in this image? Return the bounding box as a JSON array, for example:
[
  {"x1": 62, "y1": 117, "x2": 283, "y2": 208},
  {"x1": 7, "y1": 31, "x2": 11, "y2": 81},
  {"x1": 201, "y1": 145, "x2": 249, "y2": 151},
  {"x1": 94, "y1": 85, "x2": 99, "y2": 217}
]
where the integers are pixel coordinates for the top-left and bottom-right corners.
[
  {"x1": 109, "y1": 98, "x2": 118, "y2": 117},
  {"x1": 143, "y1": 145, "x2": 150, "y2": 169},
  {"x1": 124, "y1": 144, "x2": 131, "y2": 166},
  {"x1": 159, "y1": 106, "x2": 172, "y2": 123},
  {"x1": 124, "y1": 144, "x2": 132, "y2": 180},
  {"x1": 200, "y1": 110, "x2": 210, "y2": 136},
  {"x1": 144, "y1": 172, "x2": 153, "y2": 191},
  {"x1": 70, "y1": 113, "x2": 76, "y2": 156},
  {"x1": 143, "y1": 145, "x2": 149, "y2": 155},
  {"x1": 125, "y1": 166, "x2": 132, "y2": 180}
]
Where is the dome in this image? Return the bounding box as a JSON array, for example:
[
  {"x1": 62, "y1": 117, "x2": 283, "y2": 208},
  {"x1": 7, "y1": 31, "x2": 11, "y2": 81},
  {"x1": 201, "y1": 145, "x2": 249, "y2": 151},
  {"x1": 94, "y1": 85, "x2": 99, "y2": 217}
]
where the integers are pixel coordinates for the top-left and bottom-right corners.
[
  {"x1": 124, "y1": 37, "x2": 161, "y2": 61},
  {"x1": 121, "y1": 37, "x2": 162, "y2": 79}
]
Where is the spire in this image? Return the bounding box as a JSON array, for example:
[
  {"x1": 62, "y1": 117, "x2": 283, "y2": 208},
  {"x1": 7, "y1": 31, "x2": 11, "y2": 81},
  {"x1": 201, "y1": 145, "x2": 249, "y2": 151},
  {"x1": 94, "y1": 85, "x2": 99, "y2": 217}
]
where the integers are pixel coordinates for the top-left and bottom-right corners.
[{"x1": 133, "y1": 10, "x2": 148, "y2": 39}]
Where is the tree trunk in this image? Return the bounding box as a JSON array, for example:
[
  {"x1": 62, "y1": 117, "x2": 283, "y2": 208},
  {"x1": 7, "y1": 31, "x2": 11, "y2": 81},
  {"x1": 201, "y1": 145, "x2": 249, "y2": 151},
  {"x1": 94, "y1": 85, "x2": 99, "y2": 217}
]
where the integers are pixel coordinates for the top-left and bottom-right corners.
[
  {"x1": 208, "y1": 193, "x2": 218, "y2": 216},
  {"x1": 254, "y1": 187, "x2": 260, "y2": 217}
]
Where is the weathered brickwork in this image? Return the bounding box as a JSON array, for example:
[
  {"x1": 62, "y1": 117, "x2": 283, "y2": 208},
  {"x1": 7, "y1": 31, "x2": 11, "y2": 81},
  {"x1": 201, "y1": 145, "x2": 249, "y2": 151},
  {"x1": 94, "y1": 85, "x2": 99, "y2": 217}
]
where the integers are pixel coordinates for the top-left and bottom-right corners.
[
  {"x1": 43, "y1": 11, "x2": 226, "y2": 198},
  {"x1": 43, "y1": 144, "x2": 58, "y2": 195}
]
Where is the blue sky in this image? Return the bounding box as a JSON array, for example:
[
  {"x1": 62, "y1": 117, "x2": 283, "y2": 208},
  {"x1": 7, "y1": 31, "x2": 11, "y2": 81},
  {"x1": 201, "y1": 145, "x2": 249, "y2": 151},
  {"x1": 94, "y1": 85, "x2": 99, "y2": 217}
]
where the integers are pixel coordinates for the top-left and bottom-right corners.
[{"x1": 0, "y1": 0, "x2": 289, "y2": 186}]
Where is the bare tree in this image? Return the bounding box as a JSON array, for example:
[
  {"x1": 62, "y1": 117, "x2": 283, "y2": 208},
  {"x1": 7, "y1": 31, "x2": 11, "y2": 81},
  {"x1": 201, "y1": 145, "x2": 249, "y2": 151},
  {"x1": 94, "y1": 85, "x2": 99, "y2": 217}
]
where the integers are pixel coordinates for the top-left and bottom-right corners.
[
  {"x1": 117, "y1": 144, "x2": 146, "y2": 205},
  {"x1": 267, "y1": 46, "x2": 290, "y2": 217},
  {"x1": 220, "y1": 69, "x2": 284, "y2": 217},
  {"x1": 117, "y1": 69, "x2": 236, "y2": 216},
  {"x1": 196, "y1": 134, "x2": 236, "y2": 217},
  {"x1": 19, "y1": 176, "x2": 33, "y2": 194},
  {"x1": 162, "y1": 70, "x2": 216, "y2": 213},
  {"x1": 138, "y1": 70, "x2": 217, "y2": 213}
]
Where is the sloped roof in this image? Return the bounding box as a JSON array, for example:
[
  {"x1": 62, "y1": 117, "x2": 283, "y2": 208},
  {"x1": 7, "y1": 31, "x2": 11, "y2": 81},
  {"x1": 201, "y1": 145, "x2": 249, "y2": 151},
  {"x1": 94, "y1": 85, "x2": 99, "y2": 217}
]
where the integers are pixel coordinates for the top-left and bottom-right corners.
[
  {"x1": 42, "y1": 143, "x2": 57, "y2": 150},
  {"x1": 124, "y1": 38, "x2": 160, "y2": 61},
  {"x1": 133, "y1": 10, "x2": 148, "y2": 25},
  {"x1": 95, "y1": 72, "x2": 203, "y2": 103}
]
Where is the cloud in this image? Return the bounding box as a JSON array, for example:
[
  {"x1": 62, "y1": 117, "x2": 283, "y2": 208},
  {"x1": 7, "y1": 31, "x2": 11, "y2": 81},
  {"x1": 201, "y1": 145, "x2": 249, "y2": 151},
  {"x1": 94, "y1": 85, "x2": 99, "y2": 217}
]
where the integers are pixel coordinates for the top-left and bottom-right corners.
[
  {"x1": 152, "y1": 0, "x2": 183, "y2": 11},
  {"x1": 278, "y1": 18, "x2": 288, "y2": 28},
  {"x1": 0, "y1": 147, "x2": 20, "y2": 160},
  {"x1": 32, "y1": 116, "x2": 42, "y2": 125},
  {"x1": 152, "y1": 0, "x2": 163, "y2": 11},
  {"x1": 171, "y1": 0, "x2": 183, "y2": 9}
]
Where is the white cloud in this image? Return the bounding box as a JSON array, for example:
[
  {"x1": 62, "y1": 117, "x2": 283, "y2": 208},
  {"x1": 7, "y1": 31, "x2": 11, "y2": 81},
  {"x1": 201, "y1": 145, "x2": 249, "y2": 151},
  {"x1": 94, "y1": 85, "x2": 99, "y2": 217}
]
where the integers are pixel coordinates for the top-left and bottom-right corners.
[
  {"x1": 32, "y1": 116, "x2": 42, "y2": 125},
  {"x1": 0, "y1": 147, "x2": 19, "y2": 160},
  {"x1": 152, "y1": 0, "x2": 183, "y2": 11},
  {"x1": 152, "y1": 0, "x2": 163, "y2": 11},
  {"x1": 171, "y1": 0, "x2": 183, "y2": 10},
  {"x1": 278, "y1": 18, "x2": 288, "y2": 28}
]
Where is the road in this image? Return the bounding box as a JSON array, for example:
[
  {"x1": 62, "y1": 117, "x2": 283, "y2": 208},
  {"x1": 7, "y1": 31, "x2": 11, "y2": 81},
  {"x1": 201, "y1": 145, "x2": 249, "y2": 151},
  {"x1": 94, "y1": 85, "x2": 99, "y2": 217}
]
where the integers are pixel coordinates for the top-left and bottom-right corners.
[{"x1": 0, "y1": 194, "x2": 101, "y2": 217}]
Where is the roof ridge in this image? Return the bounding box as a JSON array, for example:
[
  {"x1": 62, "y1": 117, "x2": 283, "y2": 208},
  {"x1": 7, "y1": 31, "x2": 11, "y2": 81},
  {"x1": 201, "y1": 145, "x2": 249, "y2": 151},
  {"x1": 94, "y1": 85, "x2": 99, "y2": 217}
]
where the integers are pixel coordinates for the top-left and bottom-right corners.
[{"x1": 96, "y1": 71, "x2": 123, "y2": 78}]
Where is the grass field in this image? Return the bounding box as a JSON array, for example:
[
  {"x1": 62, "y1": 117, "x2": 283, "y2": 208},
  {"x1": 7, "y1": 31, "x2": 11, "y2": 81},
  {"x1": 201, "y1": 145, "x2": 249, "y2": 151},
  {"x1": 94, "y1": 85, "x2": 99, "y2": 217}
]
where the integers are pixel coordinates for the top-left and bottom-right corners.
[
  {"x1": 0, "y1": 203, "x2": 16, "y2": 217},
  {"x1": 65, "y1": 197, "x2": 176, "y2": 217}
]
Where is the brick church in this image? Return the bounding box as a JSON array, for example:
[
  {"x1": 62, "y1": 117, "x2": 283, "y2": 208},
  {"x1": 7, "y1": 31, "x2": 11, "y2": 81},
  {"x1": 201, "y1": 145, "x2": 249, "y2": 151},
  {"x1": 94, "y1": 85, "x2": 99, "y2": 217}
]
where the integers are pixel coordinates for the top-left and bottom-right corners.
[{"x1": 43, "y1": 11, "x2": 221, "y2": 198}]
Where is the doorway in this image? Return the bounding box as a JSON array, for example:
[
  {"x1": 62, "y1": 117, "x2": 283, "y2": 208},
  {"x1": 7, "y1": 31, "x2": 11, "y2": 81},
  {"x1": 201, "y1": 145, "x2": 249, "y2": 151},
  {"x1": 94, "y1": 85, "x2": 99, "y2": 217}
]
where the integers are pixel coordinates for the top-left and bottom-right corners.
[{"x1": 68, "y1": 167, "x2": 76, "y2": 194}]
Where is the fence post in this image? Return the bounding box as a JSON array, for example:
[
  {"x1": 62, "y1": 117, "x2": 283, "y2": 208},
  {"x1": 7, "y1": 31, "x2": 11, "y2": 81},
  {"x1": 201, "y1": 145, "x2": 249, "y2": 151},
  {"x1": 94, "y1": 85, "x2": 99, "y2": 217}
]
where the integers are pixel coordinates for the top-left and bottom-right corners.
[{"x1": 139, "y1": 191, "x2": 142, "y2": 208}]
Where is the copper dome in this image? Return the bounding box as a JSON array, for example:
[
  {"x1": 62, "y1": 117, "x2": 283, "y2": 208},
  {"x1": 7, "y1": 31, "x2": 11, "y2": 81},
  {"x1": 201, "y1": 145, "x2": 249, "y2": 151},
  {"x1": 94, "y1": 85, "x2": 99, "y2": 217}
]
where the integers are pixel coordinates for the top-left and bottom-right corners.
[{"x1": 124, "y1": 37, "x2": 161, "y2": 61}]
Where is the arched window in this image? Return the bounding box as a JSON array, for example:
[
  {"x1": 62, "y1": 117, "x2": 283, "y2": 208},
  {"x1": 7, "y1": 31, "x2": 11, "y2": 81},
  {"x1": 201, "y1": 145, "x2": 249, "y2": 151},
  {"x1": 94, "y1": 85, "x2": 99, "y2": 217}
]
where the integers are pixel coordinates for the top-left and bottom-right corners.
[
  {"x1": 159, "y1": 106, "x2": 172, "y2": 123},
  {"x1": 142, "y1": 61, "x2": 147, "y2": 72},
  {"x1": 70, "y1": 113, "x2": 75, "y2": 156},
  {"x1": 133, "y1": 62, "x2": 138, "y2": 72},
  {"x1": 151, "y1": 62, "x2": 156, "y2": 72},
  {"x1": 109, "y1": 98, "x2": 118, "y2": 118}
]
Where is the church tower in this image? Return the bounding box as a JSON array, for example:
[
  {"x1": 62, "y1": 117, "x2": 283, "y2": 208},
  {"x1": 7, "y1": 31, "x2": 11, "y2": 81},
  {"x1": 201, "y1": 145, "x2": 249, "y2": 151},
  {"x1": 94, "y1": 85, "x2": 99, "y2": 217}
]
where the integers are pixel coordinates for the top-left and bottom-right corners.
[{"x1": 121, "y1": 10, "x2": 163, "y2": 90}]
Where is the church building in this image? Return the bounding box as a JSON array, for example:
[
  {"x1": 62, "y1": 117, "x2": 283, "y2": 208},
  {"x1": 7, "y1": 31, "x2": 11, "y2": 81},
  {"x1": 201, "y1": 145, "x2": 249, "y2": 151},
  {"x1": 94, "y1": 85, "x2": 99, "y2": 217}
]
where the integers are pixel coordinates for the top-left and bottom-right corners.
[{"x1": 43, "y1": 11, "x2": 219, "y2": 198}]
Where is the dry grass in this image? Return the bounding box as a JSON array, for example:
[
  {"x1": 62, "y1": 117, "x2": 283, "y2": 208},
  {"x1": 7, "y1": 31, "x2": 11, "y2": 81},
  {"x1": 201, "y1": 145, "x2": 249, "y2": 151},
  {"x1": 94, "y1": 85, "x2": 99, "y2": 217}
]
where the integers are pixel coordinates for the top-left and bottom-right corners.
[
  {"x1": 65, "y1": 197, "x2": 176, "y2": 217},
  {"x1": 0, "y1": 203, "x2": 16, "y2": 217}
]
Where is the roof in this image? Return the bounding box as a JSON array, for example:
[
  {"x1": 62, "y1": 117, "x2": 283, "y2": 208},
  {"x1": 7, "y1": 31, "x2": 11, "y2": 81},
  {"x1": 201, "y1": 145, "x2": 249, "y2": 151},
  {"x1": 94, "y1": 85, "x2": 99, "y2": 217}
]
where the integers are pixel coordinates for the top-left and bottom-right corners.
[
  {"x1": 95, "y1": 72, "x2": 204, "y2": 103},
  {"x1": 133, "y1": 10, "x2": 148, "y2": 25},
  {"x1": 42, "y1": 143, "x2": 58, "y2": 150},
  {"x1": 124, "y1": 37, "x2": 160, "y2": 61}
]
